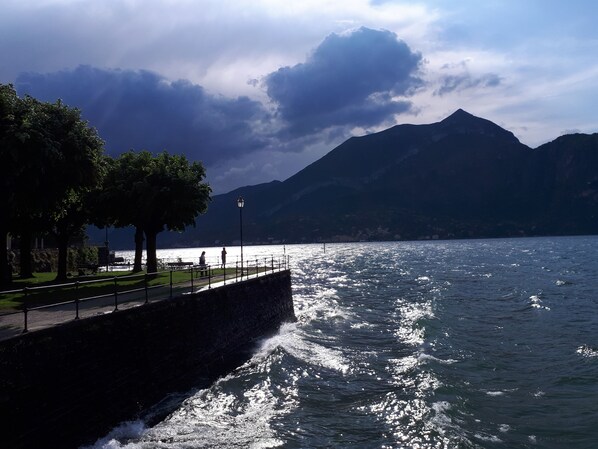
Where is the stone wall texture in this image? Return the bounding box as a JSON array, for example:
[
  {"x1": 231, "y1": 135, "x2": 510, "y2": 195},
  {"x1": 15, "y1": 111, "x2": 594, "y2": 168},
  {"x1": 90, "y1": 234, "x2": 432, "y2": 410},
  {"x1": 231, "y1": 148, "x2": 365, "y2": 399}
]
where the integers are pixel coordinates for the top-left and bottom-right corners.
[{"x1": 0, "y1": 270, "x2": 295, "y2": 449}]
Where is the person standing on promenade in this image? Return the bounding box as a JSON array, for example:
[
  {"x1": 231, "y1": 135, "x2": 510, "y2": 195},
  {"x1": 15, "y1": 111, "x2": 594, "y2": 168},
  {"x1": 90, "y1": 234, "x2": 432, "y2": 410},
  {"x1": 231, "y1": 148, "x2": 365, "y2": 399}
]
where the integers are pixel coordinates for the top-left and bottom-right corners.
[
  {"x1": 199, "y1": 251, "x2": 207, "y2": 276},
  {"x1": 221, "y1": 247, "x2": 227, "y2": 268}
]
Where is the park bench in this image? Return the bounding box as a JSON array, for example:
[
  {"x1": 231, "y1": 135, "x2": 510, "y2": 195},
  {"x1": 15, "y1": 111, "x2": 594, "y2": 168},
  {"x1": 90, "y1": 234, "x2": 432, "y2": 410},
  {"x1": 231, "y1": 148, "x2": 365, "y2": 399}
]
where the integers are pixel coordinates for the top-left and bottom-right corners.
[{"x1": 166, "y1": 261, "x2": 194, "y2": 270}]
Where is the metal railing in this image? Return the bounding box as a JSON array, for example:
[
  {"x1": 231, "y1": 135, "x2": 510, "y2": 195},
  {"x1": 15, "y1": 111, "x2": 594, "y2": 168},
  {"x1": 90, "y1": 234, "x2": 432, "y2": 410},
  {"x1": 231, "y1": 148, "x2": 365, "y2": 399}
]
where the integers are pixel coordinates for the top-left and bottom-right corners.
[{"x1": 0, "y1": 255, "x2": 290, "y2": 339}]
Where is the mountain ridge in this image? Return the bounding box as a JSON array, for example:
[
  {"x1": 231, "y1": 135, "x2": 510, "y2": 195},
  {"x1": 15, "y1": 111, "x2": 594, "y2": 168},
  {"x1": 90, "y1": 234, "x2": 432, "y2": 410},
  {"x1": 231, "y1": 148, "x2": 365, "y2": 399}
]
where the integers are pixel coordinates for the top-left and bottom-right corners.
[{"x1": 90, "y1": 110, "x2": 598, "y2": 248}]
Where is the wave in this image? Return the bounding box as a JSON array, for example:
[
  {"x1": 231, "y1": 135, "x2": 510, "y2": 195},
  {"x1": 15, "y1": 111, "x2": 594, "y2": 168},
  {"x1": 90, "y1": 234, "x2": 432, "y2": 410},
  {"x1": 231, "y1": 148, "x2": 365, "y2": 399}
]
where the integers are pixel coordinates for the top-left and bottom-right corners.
[
  {"x1": 529, "y1": 294, "x2": 550, "y2": 310},
  {"x1": 577, "y1": 344, "x2": 598, "y2": 358},
  {"x1": 80, "y1": 420, "x2": 146, "y2": 449}
]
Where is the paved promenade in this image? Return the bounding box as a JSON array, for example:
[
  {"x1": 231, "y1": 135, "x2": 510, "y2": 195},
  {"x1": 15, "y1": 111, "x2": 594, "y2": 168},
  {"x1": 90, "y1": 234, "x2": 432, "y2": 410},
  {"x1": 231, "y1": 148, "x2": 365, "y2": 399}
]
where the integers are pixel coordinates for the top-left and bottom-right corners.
[{"x1": 0, "y1": 271, "x2": 251, "y2": 341}]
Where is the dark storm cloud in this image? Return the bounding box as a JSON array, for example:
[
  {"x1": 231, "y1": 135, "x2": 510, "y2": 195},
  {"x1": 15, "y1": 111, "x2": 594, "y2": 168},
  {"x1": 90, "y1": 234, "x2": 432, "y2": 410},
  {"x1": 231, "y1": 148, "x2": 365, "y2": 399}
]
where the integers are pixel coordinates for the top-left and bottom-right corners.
[
  {"x1": 435, "y1": 72, "x2": 501, "y2": 96},
  {"x1": 15, "y1": 66, "x2": 271, "y2": 165},
  {"x1": 264, "y1": 27, "x2": 423, "y2": 135}
]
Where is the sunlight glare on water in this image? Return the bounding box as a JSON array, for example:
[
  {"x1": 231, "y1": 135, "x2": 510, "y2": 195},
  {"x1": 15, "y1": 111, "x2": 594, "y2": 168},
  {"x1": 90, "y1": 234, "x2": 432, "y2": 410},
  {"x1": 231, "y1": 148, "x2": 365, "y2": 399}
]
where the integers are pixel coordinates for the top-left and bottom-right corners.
[{"x1": 86, "y1": 237, "x2": 598, "y2": 449}]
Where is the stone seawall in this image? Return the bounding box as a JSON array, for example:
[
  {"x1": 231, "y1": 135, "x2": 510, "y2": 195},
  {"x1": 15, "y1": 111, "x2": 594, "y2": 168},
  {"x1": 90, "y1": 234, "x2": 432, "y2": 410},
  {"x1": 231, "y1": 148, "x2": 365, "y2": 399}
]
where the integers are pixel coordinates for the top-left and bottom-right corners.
[{"x1": 0, "y1": 270, "x2": 295, "y2": 449}]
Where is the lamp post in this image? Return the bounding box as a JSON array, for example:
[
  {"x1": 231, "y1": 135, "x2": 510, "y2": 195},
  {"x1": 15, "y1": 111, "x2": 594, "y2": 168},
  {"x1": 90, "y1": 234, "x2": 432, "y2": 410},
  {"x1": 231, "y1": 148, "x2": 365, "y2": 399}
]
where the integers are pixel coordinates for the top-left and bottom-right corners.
[
  {"x1": 237, "y1": 196, "x2": 244, "y2": 277},
  {"x1": 104, "y1": 226, "x2": 109, "y2": 273}
]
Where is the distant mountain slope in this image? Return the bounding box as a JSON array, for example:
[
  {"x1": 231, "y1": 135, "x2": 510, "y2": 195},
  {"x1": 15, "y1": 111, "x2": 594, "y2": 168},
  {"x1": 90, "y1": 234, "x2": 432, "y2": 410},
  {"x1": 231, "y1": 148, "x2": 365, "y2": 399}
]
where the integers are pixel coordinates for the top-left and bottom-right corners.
[{"x1": 91, "y1": 110, "x2": 598, "y2": 248}]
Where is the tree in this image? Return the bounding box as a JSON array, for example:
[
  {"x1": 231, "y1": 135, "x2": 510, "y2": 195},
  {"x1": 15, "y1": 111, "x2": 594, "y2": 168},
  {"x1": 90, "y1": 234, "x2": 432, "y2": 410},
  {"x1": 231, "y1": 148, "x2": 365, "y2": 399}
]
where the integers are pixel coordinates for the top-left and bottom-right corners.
[
  {"x1": 141, "y1": 152, "x2": 211, "y2": 273},
  {"x1": 93, "y1": 151, "x2": 154, "y2": 272},
  {"x1": 38, "y1": 100, "x2": 105, "y2": 281},
  {"x1": 0, "y1": 84, "x2": 20, "y2": 288},
  {"x1": 1, "y1": 88, "x2": 105, "y2": 283},
  {"x1": 9, "y1": 95, "x2": 54, "y2": 279},
  {"x1": 97, "y1": 150, "x2": 211, "y2": 274}
]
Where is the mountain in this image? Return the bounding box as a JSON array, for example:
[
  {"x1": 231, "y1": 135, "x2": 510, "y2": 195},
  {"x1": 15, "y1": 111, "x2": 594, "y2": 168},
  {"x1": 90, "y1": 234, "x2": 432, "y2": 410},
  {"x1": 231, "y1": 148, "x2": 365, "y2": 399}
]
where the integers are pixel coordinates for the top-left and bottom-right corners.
[{"x1": 91, "y1": 110, "x2": 598, "y2": 248}]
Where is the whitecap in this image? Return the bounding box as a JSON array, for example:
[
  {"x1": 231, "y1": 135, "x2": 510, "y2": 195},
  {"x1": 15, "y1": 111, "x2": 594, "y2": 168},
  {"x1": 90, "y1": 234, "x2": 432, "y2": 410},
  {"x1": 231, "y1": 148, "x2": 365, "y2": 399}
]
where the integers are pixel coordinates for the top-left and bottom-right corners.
[
  {"x1": 252, "y1": 322, "x2": 350, "y2": 374},
  {"x1": 485, "y1": 391, "x2": 505, "y2": 396},
  {"x1": 529, "y1": 295, "x2": 550, "y2": 310},
  {"x1": 417, "y1": 352, "x2": 457, "y2": 365},
  {"x1": 429, "y1": 401, "x2": 454, "y2": 428},
  {"x1": 577, "y1": 345, "x2": 598, "y2": 358},
  {"x1": 529, "y1": 295, "x2": 542, "y2": 309},
  {"x1": 80, "y1": 420, "x2": 146, "y2": 449},
  {"x1": 499, "y1": 424, "x2": 511, "y2": 433},
  {"x1": 394, "y1": 300, "x2": 435, "y2": 346},
  {"x1": 475, "y1": 433, "x2": 502, "y2": 443}
]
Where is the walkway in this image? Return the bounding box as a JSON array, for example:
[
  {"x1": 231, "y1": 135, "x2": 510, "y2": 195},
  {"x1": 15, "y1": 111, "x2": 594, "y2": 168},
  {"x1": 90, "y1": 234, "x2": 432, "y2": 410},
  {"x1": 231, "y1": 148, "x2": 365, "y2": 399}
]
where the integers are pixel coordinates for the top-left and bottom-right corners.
[{"x1": 0, "y1": 270, "x2": 260, "y2": 342}]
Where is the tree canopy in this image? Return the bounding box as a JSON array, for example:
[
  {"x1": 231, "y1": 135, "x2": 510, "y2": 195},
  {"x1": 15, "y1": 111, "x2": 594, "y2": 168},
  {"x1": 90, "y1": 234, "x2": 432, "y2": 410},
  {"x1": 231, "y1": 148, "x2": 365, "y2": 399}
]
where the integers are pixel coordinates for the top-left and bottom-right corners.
[
  {"x1": 1, "y1": 84, "x2": 212, "y2": 286},
  {"x1": 98, "y1": 150, "x2": 211, "y2": 273},
  {"x1": 0, "y1": 90, "x2": 106, "y2": 282}
]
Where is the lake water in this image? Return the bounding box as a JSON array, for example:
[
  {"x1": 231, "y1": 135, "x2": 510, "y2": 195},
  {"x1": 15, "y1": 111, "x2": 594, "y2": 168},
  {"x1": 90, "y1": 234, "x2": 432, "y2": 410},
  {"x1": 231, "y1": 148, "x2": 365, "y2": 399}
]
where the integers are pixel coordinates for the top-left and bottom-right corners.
[{"x1": 86, "y1": 236, "x2": 598, "y2": 449}]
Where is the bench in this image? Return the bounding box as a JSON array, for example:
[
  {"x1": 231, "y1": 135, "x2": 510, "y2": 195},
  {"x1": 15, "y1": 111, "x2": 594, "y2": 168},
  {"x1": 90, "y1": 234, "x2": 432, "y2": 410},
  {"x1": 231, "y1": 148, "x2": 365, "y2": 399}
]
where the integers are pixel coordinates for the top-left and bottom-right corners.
[{"x1": 166, "y1": 261, "x2": 194, "y2": 270}]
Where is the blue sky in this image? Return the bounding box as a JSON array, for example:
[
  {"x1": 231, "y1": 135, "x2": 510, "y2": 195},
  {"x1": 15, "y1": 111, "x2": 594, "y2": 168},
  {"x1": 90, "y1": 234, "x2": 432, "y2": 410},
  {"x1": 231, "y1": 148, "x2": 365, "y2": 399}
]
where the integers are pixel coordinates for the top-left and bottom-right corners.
[{"x1": 2, "y1": 0, "x2": 597, "y2": 193}]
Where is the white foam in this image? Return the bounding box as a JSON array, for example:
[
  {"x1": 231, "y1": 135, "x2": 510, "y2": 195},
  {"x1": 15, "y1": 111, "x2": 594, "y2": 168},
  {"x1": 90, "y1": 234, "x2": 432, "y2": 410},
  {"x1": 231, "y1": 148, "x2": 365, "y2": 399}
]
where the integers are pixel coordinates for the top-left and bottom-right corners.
[
  {"x1": 577, "y1": 344, "x2": 598, "y2": 358},
  {"x1": 253, "y1": 322, "x2": 350, "y2": 374},
  {"x1": 417, "y1": 352, "x2": 457, "y2": 365},
  {"x1": 79, "y1": 420, "x2": 146, "y2": 448},
  {"x1": 475, "y1": 433, "x2": 502, "y2": 443},
  {"x1": 485, "y1": 391, "x2": 505, "y2": 396},
  {"x1": 529, "y1": 295, "x2": 550, "y2": 310}
]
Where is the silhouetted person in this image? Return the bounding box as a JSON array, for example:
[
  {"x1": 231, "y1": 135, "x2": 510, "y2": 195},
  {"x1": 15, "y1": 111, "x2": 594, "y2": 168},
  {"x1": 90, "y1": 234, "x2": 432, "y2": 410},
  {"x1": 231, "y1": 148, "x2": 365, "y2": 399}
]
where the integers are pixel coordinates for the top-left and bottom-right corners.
[
  {"x1": 221, "y1": 247, "x2": 227, "y2": 268},
  {"x1": 199, "y1": 251, "x2": 207, "y2": 276}
]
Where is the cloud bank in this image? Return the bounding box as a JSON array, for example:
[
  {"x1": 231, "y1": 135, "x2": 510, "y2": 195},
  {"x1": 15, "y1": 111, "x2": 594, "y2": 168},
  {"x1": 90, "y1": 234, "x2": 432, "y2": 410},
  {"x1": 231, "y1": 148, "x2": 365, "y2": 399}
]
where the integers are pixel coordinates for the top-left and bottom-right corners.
[
  {"x1": 16, "y1": 66, "x2": 271, "y2": 165},
  {"x1": 265, "y1": 27, "x2": 423, "y2": 134},
  {"x1": 13, "y1": 27, "x2": 426, "y2": 192}
]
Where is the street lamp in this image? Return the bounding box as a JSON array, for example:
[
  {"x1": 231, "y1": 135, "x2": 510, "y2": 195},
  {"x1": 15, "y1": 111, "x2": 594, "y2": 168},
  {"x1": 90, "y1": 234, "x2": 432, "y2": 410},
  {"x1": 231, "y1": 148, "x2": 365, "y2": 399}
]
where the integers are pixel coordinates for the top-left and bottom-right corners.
[
  {"x1": 104, "y1": 226, "x2": 109, "y2": 273},
  {"x1": 237, "y1": 196, "x2": 244, "y2": 277}
]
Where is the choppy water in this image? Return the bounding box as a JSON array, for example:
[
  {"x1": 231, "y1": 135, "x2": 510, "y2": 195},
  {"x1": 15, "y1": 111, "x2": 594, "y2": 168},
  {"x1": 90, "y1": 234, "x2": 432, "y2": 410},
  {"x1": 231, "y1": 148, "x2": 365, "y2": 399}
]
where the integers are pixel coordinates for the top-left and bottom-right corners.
[{"x1": 86, "y1": 236, "x2": 598, "y2": 449}]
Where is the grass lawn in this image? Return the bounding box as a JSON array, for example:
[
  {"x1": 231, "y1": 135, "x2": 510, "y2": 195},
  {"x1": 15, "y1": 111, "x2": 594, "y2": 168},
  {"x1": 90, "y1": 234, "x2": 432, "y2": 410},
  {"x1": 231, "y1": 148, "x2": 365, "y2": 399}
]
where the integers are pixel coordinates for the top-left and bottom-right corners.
[{"x1": 0, "y1": 269, "x2": 229, "y2": 311}]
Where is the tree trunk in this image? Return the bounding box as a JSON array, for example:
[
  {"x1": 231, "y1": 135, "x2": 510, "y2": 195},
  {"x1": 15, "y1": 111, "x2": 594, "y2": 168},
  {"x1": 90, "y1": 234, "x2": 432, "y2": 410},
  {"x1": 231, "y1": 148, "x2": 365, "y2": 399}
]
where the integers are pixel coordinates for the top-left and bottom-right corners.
[
  {"x1": 133, "y1": 226, "x2": 144, "y2": 273},
  {"x1": 56, "y1": 232, "x2": 69, "y2": 282},
  {"x1": 145, "y1": 229, "x2": 158, "y2": 274},
  {"x1": 0, "y1": 227, "x2": 10, "y2": 289},
  {"x1": 18, "y1": 230, "x2": 33, "y2": 278}
]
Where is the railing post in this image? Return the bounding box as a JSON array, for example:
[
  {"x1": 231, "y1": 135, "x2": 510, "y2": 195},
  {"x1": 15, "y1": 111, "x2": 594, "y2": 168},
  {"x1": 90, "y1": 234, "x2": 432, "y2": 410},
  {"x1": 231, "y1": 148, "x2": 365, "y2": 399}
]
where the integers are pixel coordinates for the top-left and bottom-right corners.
[
  {"x1": 75, "y1": 281, "x2": 80, "y2": 319},
  {"x1": 271, "y1": 256, "x2": 274, "y2": 273},
  {"x1": 208, "y1": 265, "x2": 212, "y2": 289},
  {"x1": 256, "y1": 258, "x2": 259, "y2": 278},
  {"x1": 236, "y1": 261, "x2": 239, "y2": 282},
  {"x1": 223, "y1": 263, "x2": 226, "y2": 286},
  {"x1": 170, "y1": 270, "x2": 173, "y2": 298},
  {"x1": 190, "y1": 266, "x2": 194, "y2": 293},
  {"x1": 113, "y1": 277, "x2": 119, "y2": 311},
  {"x1": 22, "y1": 287, "x2": 28, "y2": 333},
  {"x1": 144, "y1": 273, "x2": 149, "y2": 304}
]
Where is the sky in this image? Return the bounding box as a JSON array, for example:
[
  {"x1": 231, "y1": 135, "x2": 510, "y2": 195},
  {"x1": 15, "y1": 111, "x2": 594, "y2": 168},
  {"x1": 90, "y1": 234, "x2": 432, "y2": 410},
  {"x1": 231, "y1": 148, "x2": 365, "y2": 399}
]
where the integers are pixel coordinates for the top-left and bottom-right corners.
[{"x1": 2, "y1": 0, "x2": 598, "y2": 194}]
